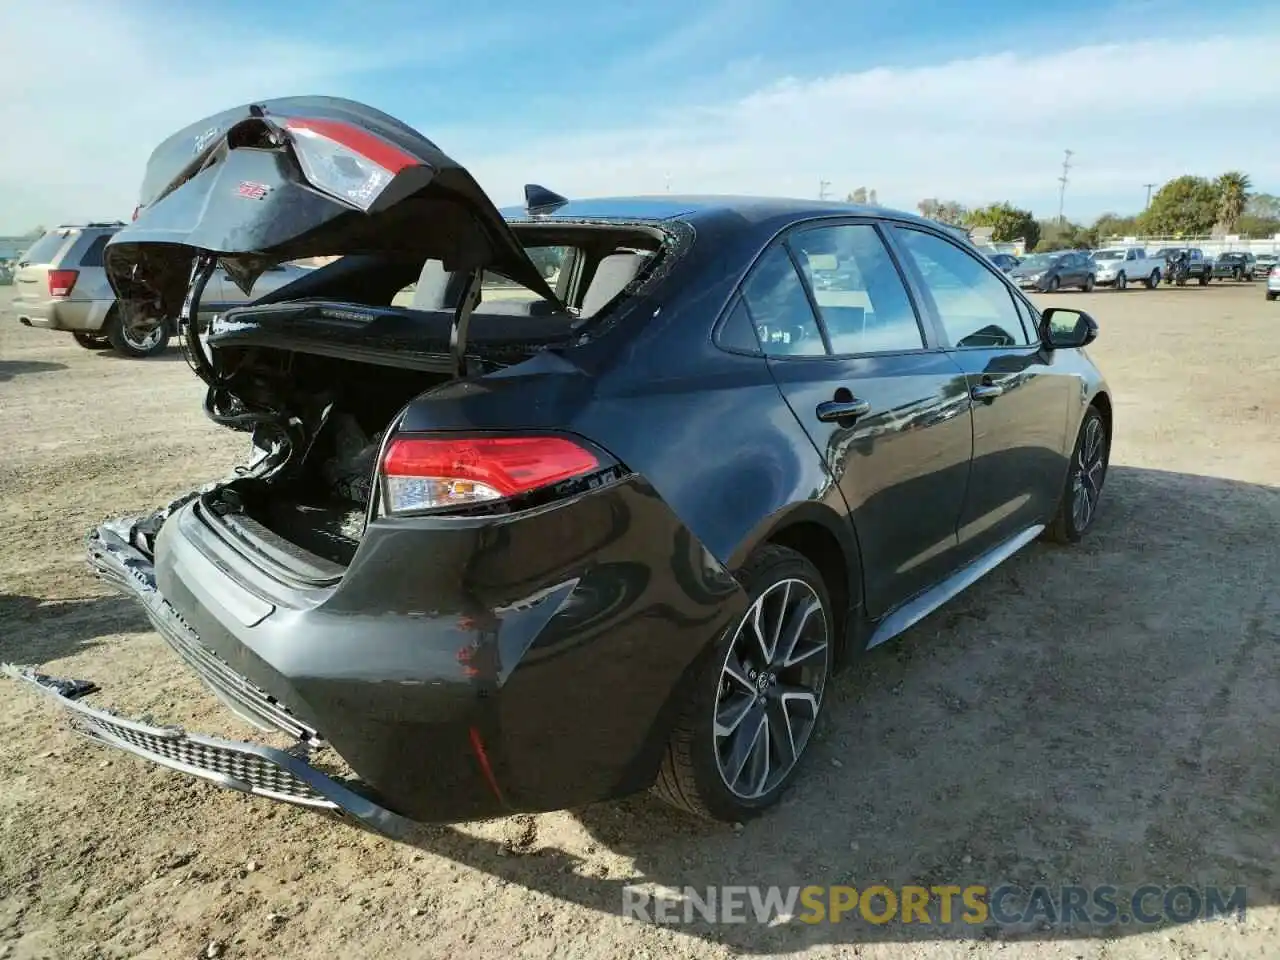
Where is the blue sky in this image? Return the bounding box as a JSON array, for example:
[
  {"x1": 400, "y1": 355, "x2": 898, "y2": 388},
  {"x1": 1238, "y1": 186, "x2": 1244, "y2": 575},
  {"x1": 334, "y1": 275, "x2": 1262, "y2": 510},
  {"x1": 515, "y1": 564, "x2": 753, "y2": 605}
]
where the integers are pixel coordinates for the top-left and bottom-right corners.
[{"x1": 4, "y1": 0, "x2": 1279, "y2": 232}]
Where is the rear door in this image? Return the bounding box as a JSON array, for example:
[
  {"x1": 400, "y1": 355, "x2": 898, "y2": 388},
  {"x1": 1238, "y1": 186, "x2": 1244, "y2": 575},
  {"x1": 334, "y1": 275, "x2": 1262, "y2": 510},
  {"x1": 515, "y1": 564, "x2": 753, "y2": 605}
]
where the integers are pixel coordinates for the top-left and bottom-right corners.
[
  {"x1": 888, "y1": 226, "x2": 1075, "y2": 561},
  {"x1": 745, "y1": 220, "x2": 974, "y2": 617}
]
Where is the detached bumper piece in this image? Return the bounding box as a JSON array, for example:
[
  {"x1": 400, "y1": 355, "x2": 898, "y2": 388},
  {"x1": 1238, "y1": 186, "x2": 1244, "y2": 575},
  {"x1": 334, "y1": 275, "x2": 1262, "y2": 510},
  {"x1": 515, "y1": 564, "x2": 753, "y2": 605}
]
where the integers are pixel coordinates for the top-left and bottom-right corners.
[{"x1": 2, "y1": 515, "x2": 417, "y2": 840}]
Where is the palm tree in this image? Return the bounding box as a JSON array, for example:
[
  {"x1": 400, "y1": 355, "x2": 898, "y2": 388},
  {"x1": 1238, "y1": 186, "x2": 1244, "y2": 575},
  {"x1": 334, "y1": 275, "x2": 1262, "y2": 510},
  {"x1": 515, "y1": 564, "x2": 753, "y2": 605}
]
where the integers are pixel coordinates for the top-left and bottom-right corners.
[{"x1": 1215, "y1": 171, "x2": 1252, "y2": 233}]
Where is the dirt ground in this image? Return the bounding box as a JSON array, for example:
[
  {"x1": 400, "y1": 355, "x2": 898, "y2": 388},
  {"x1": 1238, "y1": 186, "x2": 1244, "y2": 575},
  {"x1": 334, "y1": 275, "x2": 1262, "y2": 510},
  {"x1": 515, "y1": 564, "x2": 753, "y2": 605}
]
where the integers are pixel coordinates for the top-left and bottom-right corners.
[{"x1": 0, "y1": 282, "x2": 1276, "y2": 960}]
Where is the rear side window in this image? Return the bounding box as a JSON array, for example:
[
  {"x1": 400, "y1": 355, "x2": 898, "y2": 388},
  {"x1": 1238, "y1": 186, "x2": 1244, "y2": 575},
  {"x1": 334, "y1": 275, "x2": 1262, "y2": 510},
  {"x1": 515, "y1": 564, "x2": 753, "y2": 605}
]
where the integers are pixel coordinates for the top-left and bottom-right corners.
[
  {"x1": 19, "y1": 231, "x2": 71, "y2": 265},
  {"x1": 78, "y1": 235, "x2": 111, "y2": 267},
  {"x1": 893, "y1": 227, "x2": 1032, "y2": 348},
  {"x1": 740, "y1": 246, "x2": 826, "y2": 357},
  {"x1": 788, "y1": 223, "x2": 924, "y2": 354}
]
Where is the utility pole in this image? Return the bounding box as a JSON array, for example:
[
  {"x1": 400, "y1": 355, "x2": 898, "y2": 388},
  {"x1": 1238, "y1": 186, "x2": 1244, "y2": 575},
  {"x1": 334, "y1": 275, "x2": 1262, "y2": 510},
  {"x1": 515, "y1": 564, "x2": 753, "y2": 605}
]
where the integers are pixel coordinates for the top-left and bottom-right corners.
[
  {"x1": 1057, "y1": 149, "x2": 1074, "y2": 224},
  {"x1": 818, "y1": 179, "x2": 831, "y2": 202},
  {"x1": 1143, "y1": 182, "x2": 1156, "y2": 209},
  {"x1": 665, "y1": 172, "x2": 671, "y2": 193}
]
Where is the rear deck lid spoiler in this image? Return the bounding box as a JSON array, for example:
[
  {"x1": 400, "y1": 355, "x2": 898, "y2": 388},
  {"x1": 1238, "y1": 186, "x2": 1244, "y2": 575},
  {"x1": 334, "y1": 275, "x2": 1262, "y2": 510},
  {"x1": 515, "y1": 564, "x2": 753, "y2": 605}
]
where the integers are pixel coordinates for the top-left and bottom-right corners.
[{"x1": 103, "y1": 96, "x2": 559, "y2": 320}]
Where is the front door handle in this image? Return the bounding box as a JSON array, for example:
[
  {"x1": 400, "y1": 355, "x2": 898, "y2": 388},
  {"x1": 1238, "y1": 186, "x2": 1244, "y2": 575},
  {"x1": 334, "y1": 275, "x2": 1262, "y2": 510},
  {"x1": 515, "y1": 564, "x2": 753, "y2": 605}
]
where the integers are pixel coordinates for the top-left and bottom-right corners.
[
  {"x1": 971, "y1": 383, "x2": 1004, "y2": 401},
  {"x1": 816, "y1": 398, "x2": 871, "y2": 422}
]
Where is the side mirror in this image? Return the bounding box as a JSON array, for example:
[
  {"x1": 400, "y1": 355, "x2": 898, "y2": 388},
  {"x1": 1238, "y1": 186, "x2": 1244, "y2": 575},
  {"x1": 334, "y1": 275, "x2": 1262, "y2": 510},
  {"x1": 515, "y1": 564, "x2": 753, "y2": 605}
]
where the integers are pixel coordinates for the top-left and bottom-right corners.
[{"x1": 1040, "y1": 307, "x2": 1098, "y2": 349}]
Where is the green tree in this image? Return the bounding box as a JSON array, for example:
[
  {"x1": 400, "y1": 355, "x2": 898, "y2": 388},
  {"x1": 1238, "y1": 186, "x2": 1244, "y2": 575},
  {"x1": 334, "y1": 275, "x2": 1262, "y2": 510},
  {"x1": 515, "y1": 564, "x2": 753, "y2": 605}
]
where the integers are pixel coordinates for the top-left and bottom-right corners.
[
  {"x1": 1214, "y1": 171, "x2": 1251, "y2": 233},
  {"x1": 1245, "y1": 193, "x2": 1280, "y2": 220},
  {"x1": 917, "y1": 198, "x2": 968, "y2": 226},
  {"x1": 1139, "y1": 176, "x2": 1217, "y2": 236},
  {"x1": 848, "y1": 187, "x2": 868, "y2": 203},
  {"x1": 1092, "y1": 212, "x2": 1142, "y2": 240},
  {"x1": 1037, "y1": 219, "x2": 1097, "y2": 250},
  {"x1": 965, "y1": 202, "x2": 1040, "y2": 249}
]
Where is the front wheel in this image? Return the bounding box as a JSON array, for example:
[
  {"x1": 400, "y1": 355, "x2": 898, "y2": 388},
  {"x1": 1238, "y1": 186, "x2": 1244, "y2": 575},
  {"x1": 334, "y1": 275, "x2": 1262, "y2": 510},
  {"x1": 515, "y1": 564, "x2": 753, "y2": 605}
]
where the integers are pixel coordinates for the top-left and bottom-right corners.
[
  {"x1": 652, "y1": 544, "x2": 833, "y2": 821},
  {"x1": 1048, "y1": 276, "x2": 1061, "y2": 292},
  {"x1": 1082, "y1": 274, "x2": 1095, "y2": 292},
  {"x1": 1146, "y1": 270, "x2": 1160, "y2": 289},
  {"x1": 71, "y1": 332, "x2": 111, "y2": 350},
  {"x1": 1046, "y1": 406, "x2": 1109, "y2": 544},
  {"x1": 105, "y1": 307, "x2": 170, "y2": 358}
]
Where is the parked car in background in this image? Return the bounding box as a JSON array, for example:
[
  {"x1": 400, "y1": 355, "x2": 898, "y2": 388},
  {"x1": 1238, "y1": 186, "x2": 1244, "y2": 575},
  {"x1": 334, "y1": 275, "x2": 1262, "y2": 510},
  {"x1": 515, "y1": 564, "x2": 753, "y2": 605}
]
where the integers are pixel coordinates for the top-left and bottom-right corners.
[
  {"x1": 11, "y1": 222, "x2": 312, "y2": 357},
  {"x1": 985, "y1": 252, "x2": 1020, "y2": 273},
  {"x1": 11, "y1": 95, "x2": 1114, "y2": 832},
  {"x1": 1266, "y1": 264, "x2": 1280, "y2": 301},
  {"x1": 1009, "y1": 250, "x2": 1095, "y2": 291},
  {"x1": 1152, "y1": 247, "x2": 1211, "y2": 285},
  {"x1": 1213, "y1": 252, "x2": 1256, "y2": 281},
  {"x1": 1252, "y1": 253, "x2": 1278, "y2": 279},
  {"x1": 0, "y1": 259, "x2": 13, "y2": 285},
  {"x1": 1091, "y1": 247, "x2": 1163, "y2": 290}
]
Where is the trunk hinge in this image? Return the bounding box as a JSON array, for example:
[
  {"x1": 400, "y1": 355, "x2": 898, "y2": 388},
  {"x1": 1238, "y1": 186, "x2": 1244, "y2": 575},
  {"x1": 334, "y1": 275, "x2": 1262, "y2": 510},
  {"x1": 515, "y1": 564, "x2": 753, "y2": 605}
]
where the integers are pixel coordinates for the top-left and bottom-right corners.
[
  {"x1": 179, "y1": 252, "x2": 220, "y2": 386},
  {"x1": 450, "y1": 270, "x2": 483, "y2": 378}
]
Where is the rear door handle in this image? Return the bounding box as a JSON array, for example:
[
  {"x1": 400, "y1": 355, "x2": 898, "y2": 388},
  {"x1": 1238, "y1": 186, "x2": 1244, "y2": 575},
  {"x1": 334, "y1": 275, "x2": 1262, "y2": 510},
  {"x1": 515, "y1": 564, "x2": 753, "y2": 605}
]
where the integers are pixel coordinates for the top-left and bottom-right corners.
[
  {"x1": 816, "y1": 398, "x2": 871, "y2": 422},
  {"x1": 970, "y1": 383, "x2": 1004, "y2": 401}
]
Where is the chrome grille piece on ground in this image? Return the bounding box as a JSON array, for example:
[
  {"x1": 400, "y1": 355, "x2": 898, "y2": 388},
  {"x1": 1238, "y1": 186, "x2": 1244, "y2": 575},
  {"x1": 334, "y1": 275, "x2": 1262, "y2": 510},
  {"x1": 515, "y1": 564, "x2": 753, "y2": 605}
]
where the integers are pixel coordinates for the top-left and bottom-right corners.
[{"x1": 3, "y1": 664, "x2": 416, "y2": 839}]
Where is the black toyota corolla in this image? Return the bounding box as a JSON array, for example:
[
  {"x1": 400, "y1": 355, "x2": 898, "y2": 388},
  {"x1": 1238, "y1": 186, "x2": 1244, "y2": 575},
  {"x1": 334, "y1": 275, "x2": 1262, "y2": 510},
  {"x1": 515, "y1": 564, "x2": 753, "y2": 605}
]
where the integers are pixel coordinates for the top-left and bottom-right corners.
[{"x1": 8, "y1": 97, "x2": 1112, "y2": 834}]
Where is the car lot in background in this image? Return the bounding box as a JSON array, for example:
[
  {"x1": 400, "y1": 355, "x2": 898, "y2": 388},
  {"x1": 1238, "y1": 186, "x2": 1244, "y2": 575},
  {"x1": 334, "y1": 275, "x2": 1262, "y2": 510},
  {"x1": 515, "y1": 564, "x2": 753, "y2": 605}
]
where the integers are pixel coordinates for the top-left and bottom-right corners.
[
  {"x1": 984, "y1": 251, "x2": 1020, "y2": 273},
  {"x1": 1, "y1": 277, "x2": 1277, "y2": 959},
  {"x1": 1090, "y1": 245, "x2": 1163, "y2": 289},
  {"x1": 1252, "y1": 252, "x2": 1278, "y2": 278},
  {"x1": 1151, "y1": 246, "x2": 1212, "y2": 285}
]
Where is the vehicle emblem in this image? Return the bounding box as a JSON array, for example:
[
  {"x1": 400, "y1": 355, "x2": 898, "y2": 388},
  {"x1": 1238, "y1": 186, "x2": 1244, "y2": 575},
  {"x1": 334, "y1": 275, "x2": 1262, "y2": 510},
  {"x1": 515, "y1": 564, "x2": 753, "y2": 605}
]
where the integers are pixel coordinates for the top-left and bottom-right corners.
[
  {"x1": 194, "y1": 125, "x2": 221, "y2": 154},
  {"x1": 237, "y1": 181, "x2": 270, "y2": 201}
]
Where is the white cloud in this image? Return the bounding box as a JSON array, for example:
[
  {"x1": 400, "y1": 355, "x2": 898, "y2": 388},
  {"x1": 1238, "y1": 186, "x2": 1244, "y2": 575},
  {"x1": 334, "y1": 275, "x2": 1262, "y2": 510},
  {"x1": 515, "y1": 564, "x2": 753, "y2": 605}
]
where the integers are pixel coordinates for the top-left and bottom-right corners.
[
  {"x1": 4, "y1": 16, "x2": 1279, "y2": 232},
  {"x1": 453, "y1": 32, "x2": 1280, "y2": 219}
]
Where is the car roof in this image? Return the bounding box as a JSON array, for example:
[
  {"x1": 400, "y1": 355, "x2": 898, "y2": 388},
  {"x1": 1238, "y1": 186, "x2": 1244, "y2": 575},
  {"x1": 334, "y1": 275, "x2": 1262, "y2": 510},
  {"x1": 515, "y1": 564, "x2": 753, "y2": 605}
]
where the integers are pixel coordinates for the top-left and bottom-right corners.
[{"x1": 499, "y1": 194, "x2": 945, "y2": 230}]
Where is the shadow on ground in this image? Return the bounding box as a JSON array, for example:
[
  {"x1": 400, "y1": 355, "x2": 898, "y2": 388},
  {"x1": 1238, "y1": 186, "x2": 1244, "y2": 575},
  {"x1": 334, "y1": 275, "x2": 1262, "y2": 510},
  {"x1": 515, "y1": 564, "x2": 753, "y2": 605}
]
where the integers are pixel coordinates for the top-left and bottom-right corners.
[
  {"x1": 0, "y1": 360, "x2": 67, "y2": 382},
  {"x1": 0, "y1": 593, "x2": 149, "y2": 664},
  {"x1": 368, "y1": 465, "x2": 1279, "y2": 950}
]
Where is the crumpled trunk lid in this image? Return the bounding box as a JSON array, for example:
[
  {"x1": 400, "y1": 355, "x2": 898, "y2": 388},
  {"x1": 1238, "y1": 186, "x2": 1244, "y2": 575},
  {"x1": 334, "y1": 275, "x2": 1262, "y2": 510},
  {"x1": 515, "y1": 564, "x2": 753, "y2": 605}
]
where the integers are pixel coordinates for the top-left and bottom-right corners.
[{"x1": 104, "y1": 96, "x2": 557, "y2": 325}]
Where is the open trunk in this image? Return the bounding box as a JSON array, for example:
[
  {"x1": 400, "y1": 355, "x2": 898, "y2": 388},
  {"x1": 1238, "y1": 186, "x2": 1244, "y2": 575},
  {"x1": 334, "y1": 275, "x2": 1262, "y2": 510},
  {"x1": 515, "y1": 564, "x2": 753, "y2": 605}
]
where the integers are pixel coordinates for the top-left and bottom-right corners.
[{"x1": 101, "y1": 96, "x2": 674, "y2": 577}]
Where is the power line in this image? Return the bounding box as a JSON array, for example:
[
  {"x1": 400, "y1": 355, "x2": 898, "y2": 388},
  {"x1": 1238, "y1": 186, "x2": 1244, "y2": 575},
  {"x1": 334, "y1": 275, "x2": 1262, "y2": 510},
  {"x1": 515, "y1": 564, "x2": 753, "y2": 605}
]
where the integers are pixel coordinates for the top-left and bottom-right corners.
[
  {"x1": 1057, "y1": 149, "x2": 1074, "y2": 224},
  {"x1": 1143, "y1": 182, "x2": 1156, "y2": 209}
]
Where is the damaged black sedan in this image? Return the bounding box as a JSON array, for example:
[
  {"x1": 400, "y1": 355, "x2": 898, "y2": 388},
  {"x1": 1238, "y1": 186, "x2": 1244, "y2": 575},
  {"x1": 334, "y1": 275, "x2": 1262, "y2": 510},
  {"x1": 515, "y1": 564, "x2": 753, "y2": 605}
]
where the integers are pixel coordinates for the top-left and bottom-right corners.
[{"x1": 8, "y1": 97, "x2": 1112, "y2": 833}]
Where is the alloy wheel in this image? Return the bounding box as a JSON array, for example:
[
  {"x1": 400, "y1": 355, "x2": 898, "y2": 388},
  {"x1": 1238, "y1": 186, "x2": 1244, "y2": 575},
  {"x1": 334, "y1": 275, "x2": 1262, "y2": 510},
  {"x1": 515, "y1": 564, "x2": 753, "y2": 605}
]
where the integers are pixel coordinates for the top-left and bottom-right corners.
[
  {"x1": 713, "y1": 578, "x2": 829, "y2": 800},
  {"x1": 1071, "y1": 416, "x2": 1107, "y2": 531},
  {"x1": 123, "y1": 318, "x2": 165, "y2": 352}
]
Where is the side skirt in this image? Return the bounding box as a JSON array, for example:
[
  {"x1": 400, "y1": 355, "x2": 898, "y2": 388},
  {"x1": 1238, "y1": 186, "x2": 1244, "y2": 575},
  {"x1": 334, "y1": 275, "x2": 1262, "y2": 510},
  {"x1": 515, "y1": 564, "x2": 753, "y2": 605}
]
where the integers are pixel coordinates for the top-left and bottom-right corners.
[{"x1": 864, "y1": 524, "x2": 1045, "y2": 651}]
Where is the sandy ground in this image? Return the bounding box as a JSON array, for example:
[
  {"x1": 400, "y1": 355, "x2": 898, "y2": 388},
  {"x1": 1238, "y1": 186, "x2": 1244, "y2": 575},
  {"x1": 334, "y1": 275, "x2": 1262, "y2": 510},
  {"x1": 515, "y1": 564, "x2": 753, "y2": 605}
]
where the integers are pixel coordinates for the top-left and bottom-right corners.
[{"x1": 0, "y1": 282, "x2": 1277, "y2": 960}]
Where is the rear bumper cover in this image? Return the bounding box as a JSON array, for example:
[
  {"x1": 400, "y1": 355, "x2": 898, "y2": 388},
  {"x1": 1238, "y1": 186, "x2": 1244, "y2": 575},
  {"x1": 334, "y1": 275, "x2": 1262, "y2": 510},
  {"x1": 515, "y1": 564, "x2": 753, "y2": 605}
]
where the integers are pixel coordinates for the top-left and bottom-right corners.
[
  {"x1": 14, "y1": 476, "x2": 745, "y2": 826},
  {"x1": 13, "y1": 297, "x2": 112, "y2": 332}
]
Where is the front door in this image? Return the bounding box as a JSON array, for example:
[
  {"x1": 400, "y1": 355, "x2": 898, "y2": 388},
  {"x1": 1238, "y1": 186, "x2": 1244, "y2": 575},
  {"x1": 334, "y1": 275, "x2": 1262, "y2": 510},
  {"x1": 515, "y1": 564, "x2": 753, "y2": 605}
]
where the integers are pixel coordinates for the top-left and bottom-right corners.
[
  {"x1": 888, "y1": 226, "x2": 1076, "y2": 559},
  {"x1": 742, "y1": 221, "x2": 974, "y2": 617}
]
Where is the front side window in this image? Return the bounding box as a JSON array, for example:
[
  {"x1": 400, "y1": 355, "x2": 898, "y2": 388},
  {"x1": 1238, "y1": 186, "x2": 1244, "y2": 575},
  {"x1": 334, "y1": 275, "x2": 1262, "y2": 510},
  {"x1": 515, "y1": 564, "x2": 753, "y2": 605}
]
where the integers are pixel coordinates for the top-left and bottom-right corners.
[
  {"x1": 893, "y1": 227, "x2": 1031, "y2": 348},
  {"x1": 787, "y1": 224, "x2": 924, "y2": 354},
  {"x1": 740, "y1": 245, "x2": 826, "y2": 357}
]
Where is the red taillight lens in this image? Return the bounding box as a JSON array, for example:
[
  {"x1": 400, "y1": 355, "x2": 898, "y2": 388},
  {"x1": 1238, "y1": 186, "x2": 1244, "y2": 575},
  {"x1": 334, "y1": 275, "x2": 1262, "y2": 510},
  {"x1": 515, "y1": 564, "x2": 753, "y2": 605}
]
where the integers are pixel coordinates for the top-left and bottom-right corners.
[
  {"x1": 282, "y1": 117, "x2": 419, "y2": 212},
  {"x1": 380, "y1": 436, "x2": 601, "y2": 513},
  {"x1": 48, "y1": 269, "x2": 78, "y2": 298}
]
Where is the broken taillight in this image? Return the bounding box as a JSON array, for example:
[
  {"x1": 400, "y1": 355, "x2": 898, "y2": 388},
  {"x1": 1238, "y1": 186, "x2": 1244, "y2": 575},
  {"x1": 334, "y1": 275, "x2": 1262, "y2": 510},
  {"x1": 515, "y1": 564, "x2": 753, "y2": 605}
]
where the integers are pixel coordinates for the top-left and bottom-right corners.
[
  {"x1": 379, "y1": 436, "x2": 601, "y2": 514},
  {"x1": 282, "y1": 117, "x2": 419, "y2": 212},
  {"x1": 48, "y1": 269, "x2": 79, "y2": 298}
]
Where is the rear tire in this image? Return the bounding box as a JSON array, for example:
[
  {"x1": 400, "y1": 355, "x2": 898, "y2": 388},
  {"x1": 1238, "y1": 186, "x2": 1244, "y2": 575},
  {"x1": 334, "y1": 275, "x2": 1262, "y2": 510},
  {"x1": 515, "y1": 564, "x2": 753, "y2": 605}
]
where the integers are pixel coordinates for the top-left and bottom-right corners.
[
  {"x1": 71, "y1": 332, "x2": 111, "y2": 350},
  {"x1": 105, "y1": 307, "x2": 170, "y2": 358},
  {"x1": 652, "y1": 544, "x2": 834, "y2": 821},
  {"x1": 1046, "y1": 406, "x2": 1109, "y2": 544},
  {"x1": 1115, "y1": 272, "x2": 1127, "y2": 291},
  {"x1": 1146, "y1": 270, "x2": 1160, "y2": 289},
  {"x1": 1082, "y1": 274, "x2": 1094, "y2": 292},
  {"x1": 1048, "y1": 276, "x2": 1060, "y2": 292}
]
